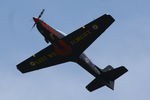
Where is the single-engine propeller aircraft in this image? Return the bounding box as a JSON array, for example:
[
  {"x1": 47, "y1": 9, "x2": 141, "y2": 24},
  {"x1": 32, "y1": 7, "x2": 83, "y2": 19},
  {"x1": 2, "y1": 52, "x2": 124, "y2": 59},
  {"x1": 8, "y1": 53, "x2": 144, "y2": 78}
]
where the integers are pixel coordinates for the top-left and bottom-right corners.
[{"x1": 17, "y1": 9, "x2": 128, "y2": 92}]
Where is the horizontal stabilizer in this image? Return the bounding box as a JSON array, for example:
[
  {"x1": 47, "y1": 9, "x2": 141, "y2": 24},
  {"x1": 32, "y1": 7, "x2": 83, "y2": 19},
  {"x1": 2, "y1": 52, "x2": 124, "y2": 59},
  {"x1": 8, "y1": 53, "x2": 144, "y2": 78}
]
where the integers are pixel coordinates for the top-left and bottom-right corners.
[
  {"x1": 86, "y1": 77, "x2": 105, "y2": 92},
  {"x1": 103, "y1": 66, "x2": 128, "y2": 81},
  {"x1": 86, "y1": 66, "x2": 128, "y2": 92}
]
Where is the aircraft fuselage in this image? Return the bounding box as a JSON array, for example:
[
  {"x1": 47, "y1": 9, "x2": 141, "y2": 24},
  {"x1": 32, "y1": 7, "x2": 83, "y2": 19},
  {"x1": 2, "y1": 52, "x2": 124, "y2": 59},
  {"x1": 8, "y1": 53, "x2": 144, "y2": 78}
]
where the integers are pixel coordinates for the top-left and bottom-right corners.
[{"x1": 34, "y1": 18, "x2": 102, "y2": 77}]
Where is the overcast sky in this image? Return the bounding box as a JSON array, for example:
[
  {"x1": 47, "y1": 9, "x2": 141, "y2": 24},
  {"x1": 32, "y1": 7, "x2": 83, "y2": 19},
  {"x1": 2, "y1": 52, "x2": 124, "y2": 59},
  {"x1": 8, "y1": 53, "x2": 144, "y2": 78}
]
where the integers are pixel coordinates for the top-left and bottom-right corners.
[{"x1": 0, "y1": 0, "x2": 150, "y2": 100}]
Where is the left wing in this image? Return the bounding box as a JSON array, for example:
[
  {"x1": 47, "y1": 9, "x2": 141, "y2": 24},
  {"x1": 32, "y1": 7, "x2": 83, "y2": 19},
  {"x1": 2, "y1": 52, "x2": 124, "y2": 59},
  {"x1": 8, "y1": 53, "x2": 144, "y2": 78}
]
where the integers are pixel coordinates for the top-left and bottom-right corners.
[
  {"x1": 62, "y1": 14, "x2": 115, "y2": 58},
  {"x1": 17, "y1": 45, "x2": 70, "y2": 73}
]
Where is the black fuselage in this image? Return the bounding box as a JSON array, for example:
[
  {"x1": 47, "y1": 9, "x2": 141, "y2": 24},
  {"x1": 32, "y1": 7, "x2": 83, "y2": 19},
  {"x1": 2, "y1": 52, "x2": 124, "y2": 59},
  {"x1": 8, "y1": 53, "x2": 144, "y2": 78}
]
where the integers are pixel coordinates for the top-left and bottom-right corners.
[{"x1": 36, "y1": 21, "x2": 101, "y2": 77}]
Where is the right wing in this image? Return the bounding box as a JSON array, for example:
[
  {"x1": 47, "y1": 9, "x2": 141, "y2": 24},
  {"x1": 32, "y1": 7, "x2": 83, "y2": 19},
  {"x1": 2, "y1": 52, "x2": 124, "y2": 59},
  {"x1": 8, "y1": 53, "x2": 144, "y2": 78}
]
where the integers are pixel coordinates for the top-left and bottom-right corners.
[{"x1": 17, "y1": 45, "x2": 69, "y2": 73}]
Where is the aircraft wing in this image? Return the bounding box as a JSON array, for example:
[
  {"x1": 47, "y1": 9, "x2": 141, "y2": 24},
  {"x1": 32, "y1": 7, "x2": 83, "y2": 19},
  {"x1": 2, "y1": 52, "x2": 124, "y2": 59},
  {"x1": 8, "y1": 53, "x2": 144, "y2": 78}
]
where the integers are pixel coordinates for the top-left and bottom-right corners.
[
  {"x1": 17, "y1": 45, "x2": 69, "y2": 73},
  {"x1": 17, "y1": 14, "x2": 114, "y2": 73},
  {"x1": 63, "y1": 14, "x2": 115, "y2": 58}
]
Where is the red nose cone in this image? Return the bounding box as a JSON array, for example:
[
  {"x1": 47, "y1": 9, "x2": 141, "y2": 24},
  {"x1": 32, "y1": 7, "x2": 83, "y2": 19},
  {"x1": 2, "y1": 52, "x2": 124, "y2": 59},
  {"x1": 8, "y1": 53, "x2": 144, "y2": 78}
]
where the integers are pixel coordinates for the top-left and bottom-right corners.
[{"x1": 33, "y1": 17, "x2": 39, "y2": 23}]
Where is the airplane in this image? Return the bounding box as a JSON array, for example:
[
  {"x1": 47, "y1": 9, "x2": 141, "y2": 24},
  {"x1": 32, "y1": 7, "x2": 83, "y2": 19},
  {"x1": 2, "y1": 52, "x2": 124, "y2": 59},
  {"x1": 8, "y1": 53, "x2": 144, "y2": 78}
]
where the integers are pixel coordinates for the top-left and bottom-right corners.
[{"x1": 17, "y1": 9, "x2": 128, "y2": 92}]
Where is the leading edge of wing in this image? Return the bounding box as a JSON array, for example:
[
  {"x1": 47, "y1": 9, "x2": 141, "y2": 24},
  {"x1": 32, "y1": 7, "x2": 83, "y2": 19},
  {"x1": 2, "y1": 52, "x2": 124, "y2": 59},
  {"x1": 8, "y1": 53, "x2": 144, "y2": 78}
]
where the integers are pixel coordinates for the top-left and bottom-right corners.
[{"x1": 17, "y1": 45, "x2": 69, "y2": 73}]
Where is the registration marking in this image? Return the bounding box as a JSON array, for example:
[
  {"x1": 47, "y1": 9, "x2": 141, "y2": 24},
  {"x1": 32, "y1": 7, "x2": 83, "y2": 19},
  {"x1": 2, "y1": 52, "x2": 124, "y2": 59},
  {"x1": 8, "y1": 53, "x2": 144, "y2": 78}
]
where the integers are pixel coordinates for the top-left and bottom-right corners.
[{"x1": 70, "y1": 30, "x2": 91, "y2": 45}]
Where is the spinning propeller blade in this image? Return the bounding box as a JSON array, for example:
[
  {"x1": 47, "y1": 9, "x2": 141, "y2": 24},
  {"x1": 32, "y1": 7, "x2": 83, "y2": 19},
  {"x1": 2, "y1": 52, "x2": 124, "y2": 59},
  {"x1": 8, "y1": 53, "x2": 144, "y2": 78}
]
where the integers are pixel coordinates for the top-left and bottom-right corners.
[
  {"x1": 32, "y1": 9, "x2": 45, "y2": 29},
  {"x1": 38, "y1": 9, "x2": 45, "y2": 19},
  {"x1": 32, "y1": 23, "x2": 36, "y2": 29}
]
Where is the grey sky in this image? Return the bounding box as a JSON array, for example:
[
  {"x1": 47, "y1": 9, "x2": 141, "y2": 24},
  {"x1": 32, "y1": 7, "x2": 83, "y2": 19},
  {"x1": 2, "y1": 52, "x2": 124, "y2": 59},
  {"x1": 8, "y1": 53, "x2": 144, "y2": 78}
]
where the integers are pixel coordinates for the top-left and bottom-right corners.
[{"x1": 0, "y1": 0, "x2": 150, "y2": 100}]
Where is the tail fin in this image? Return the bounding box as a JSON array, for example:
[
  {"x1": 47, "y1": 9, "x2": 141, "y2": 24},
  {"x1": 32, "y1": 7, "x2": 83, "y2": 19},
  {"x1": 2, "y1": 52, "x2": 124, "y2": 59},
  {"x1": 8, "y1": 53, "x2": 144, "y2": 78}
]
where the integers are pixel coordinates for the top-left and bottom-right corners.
[{"x1": 86, "y1": 65, "x2": 128, "y2": 92}]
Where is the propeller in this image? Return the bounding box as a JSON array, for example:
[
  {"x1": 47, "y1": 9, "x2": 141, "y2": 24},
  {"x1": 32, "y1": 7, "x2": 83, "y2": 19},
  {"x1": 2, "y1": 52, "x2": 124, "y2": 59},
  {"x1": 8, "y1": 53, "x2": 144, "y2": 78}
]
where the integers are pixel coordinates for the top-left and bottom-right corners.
[
  {"x1": 32, "y1": 9, "x2": 45, "y2": 29},
  {"x1": 38, "y1": 9, "x2": 45, "y2": 19}
]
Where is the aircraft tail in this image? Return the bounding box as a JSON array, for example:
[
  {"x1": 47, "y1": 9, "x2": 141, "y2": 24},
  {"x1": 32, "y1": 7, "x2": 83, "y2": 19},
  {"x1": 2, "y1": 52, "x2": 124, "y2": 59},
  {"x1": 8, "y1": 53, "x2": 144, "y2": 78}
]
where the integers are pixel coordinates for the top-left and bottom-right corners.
[{"x1": 86, "y1": 65, "x2": 128, "y2": 92}]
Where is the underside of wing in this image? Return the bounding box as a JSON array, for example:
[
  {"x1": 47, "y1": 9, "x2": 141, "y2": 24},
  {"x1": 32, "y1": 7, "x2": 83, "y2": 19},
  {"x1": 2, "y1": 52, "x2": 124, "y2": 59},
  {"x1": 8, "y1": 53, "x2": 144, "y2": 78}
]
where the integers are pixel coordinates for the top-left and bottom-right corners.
[
  {"x1": 17, "y1": 45, "x2": 70, "y2": 73},
  {"x1": 63, "y1": 14, "x2": 115, "y2": 58}
]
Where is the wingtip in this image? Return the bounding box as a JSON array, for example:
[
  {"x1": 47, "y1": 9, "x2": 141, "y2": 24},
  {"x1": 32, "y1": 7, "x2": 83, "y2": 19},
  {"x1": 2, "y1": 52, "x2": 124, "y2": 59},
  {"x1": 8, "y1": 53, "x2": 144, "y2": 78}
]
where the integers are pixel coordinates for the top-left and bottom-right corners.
[{"x1": 120, "y1": 66, "x2": 128, "y2": 73}]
